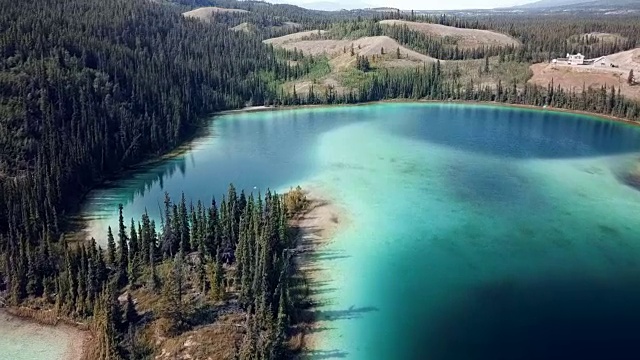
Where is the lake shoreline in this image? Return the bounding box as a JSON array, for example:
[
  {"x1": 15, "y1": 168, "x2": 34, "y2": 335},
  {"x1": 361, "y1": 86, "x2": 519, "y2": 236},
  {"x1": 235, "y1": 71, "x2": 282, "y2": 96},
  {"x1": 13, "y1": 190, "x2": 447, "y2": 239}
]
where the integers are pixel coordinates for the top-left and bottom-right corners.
[
  {"x1": 73, "y1": 99, "x2": 640, "y2": 241},
  {"x1": 289, "y1": 186, "x2": 349, "y2": 355},
  {"x1": 0, "y1": 307, "x2": 92, "y2": 360},
  {"x1": 218, "y1": 100, "x2": 640, "y2": 128},
  {"x1": 72, "y1": 99, "x2": 640, "y2": 241}
]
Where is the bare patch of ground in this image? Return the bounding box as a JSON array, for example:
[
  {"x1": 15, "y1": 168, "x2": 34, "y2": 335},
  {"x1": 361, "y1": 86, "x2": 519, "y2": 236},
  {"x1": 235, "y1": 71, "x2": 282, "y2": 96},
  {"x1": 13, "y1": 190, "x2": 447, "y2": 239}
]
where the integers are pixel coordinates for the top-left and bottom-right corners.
[
  {"x1": 268, "y1": 31, "x2": 436, "y2": 95},
  {"x1": 263, "y1": 30, "x2": 327, "y2": 47},
  {"x1": 442, "y1": 58, "x2": 533, "y2": 89},
  {"x1": 329, "y1": 36, "x2": 435, "y2": 70},
  {"x1": 608, "y1": 48, "x2": 640, "y2": 73},
  {"x1": 231, "y1": 21, "x2": 301, "y2": 33},
  {"x1": 529, "y1": 48, "x2": 640, "y2": 101},
  {"x1": 152, "y1": 313, "x2": 245, "y2": 360},
  {"x1": 285, "y1": 76, "x2": 349, "y2": 96},
  {"x1": 273, "y1": 21, "x2": 303, "y2": 31},
  {"x1": 574, "y1": 32, "x2": 628, "y2": 44},
  {"x1": 182, "y1": 7, "x2": 248, "y2": 22},
  {"x1": 379, "y1": 20, "x2": 520, "y2": 49},
  {"x1": 530, "y1": 62, "x2": 623, "y2": 90},
  {"x1": 230, "y1": 22, "x2": 252, "y2": 32},
  {"x1": 266, "y1": 31, "x2": 435, "y2": 70}
]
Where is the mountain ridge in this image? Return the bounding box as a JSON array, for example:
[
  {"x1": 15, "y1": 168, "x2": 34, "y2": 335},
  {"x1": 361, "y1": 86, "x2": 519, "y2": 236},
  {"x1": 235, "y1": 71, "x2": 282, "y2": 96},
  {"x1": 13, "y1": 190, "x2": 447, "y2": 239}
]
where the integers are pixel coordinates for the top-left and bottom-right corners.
[{"x1": 513, "y1": 0, "x2": 640, "y2": 9}]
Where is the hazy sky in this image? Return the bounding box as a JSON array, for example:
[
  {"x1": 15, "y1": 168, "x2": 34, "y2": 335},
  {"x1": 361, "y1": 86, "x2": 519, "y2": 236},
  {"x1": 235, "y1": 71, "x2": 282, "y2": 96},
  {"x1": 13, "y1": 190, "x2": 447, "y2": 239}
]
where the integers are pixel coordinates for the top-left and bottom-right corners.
[{"x1": 271, "y1": 0, "x2": 531, "y2": 10}]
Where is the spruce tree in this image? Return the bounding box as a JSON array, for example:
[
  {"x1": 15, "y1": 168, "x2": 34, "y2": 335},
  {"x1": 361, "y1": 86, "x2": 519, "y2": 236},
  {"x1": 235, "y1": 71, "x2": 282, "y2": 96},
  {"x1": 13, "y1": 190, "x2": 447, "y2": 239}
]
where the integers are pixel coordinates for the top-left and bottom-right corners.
[
  {"x1": 129, "y1": 219, "x2": 138, "y2": 260},
  {"x1": 107, "y1": 227, "x2": 116, "y2": 266},
  {"x1": 160, "y1": 250, "x2": 186, "y2": 334},
  {"x1": 117, "y1": 204, "x2": 128, "y2": 286}
]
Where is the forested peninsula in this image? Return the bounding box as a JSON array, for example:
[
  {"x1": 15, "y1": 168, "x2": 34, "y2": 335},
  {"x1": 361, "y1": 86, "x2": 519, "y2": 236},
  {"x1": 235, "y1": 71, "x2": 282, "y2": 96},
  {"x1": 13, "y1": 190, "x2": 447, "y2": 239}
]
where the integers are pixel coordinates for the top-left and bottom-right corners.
[{"x1": 2, "y1": 0, "x2": 640, "y2": 358}]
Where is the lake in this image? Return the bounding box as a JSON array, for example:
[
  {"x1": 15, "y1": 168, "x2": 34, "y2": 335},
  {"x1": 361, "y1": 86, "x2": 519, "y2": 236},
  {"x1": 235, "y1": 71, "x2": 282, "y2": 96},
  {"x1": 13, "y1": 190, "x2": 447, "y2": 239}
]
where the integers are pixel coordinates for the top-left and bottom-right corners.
[
  {"x1": 81, "y1": 103, "x2": 640, "y2": 360},
  {"x1": 0, "y1": 311, "x2": 84, "y2": 360}
]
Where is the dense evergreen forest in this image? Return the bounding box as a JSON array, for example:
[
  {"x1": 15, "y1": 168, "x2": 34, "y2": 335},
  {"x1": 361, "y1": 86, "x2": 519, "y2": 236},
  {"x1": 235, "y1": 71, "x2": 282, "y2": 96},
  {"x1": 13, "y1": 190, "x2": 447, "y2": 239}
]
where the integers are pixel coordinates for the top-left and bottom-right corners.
[
  {"x1": 1, "y1": 0, "x2": 640, "y2": 358},
  {"x1": 3, "y1": 185, "x2": 308, "y2": 359}
]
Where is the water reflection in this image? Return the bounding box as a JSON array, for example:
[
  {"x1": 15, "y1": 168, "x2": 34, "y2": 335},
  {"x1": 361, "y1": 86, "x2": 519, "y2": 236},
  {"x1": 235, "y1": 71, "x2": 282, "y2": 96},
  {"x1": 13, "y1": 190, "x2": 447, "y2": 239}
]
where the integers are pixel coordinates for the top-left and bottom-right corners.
[{"x1": 384, "y1": 104, "x2": 640, "y2": 158}]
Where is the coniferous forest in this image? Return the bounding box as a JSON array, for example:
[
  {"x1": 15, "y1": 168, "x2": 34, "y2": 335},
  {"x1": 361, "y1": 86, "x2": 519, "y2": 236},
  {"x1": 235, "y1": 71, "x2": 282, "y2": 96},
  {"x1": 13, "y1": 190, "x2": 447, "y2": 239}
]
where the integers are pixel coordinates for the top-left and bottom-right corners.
[{"x1": 2, "y1": 0, "x2": 640, "y2": 358}]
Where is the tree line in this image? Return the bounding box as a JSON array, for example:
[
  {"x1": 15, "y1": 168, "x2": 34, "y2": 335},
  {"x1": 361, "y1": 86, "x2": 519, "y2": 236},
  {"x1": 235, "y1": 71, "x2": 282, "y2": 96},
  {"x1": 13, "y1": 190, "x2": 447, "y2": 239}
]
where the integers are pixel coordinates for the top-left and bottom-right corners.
[{"x1": 272, "y1": 62, "x2": 640, "y2": 122}]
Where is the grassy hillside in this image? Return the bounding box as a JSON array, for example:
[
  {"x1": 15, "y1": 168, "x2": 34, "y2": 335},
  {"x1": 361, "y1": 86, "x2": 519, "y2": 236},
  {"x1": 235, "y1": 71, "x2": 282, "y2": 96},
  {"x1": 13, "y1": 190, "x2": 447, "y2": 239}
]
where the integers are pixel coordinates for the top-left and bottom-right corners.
[{"x1": 379, "y1": 20, "x2": 520, "y2": 50}]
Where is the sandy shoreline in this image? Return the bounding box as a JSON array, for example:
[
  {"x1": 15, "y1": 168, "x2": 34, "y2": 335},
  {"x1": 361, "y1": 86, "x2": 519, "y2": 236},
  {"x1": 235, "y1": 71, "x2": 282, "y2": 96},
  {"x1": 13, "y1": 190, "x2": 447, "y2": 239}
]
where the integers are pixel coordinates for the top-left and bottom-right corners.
[
  {"x1": 216, "y1": 100, "x2": 640, "y2": 129},
  {"x1": 0, "y1": 309, "x2": 91, "y2": 360},
  {"x1": 290, "y1": 186, "x2": 350, "y2": 354}
]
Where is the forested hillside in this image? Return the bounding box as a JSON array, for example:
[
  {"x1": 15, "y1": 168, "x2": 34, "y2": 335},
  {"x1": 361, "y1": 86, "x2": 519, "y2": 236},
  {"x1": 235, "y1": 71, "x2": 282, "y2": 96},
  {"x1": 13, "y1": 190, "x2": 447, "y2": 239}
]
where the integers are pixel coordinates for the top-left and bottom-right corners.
[
  {"x1": 0, "y1": 0, "x2": 301, "y2": 240},
  {"x1": 0, "y1": 1, "x2": 309, "y2": 357}
]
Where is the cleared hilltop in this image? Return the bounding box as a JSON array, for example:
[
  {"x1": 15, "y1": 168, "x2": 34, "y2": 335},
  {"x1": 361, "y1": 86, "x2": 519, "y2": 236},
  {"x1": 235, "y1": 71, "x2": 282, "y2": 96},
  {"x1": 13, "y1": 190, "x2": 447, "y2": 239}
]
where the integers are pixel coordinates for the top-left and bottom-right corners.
[
  {"x1": 264, "y1": 31, "x2": 435, "y2": 69},
  {"x1": 529, "y1": 48, "x2": 640, "y2": 101},
  {"x1": 379, "y1": 20, "x2": 520, "y2": 49},
  {"x1": 264, "y1": 29, "x2": 440, "y2": 95},
  {"x1": 263, "y1": 21, "x2": 527, "y2": 96},
  {"x1": 231, "y1": 21, "x2": 301, "y2": 33},
  {"x1": 182, "y1": 6, "x2": 248, "y2": 21}
]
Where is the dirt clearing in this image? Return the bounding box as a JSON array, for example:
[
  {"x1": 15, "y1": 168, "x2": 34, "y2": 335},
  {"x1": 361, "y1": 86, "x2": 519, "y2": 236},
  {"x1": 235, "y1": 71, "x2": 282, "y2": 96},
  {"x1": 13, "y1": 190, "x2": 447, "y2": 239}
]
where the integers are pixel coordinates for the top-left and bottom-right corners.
[
  {"x1": 529, "y1": 48, "x2": 640, "y2": 101},
  {"x1": 379, "y1": 20, "x2": 520, "y2": 49},
  {"x1": 182, "y1": 7, "x2": 248, "y2": 21},
  {"x1": 265, "y1": 31, "x2": 435, "y2": 70}
]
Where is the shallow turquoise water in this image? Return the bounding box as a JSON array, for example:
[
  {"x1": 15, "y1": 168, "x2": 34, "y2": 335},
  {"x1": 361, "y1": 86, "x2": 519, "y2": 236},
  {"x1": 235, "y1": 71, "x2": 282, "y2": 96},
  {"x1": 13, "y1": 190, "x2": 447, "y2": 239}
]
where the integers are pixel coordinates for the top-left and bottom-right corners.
[
  {"x1": 82, "y1": 103, "x2": 640, "y2": 360},
  {"x1": 0, "y1": 311, "x2": 73, "y2": 359}
]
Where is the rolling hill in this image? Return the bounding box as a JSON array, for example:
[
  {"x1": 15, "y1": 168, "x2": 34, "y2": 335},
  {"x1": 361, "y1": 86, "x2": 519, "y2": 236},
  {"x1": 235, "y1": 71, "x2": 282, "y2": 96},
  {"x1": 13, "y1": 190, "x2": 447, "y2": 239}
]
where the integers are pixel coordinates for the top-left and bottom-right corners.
[
  {"x1": 182, "y1": 6, "x2": 248, "y2": 21},
  {"x1": 379, "y1": 20, "x2": 520, "y2": 50}
]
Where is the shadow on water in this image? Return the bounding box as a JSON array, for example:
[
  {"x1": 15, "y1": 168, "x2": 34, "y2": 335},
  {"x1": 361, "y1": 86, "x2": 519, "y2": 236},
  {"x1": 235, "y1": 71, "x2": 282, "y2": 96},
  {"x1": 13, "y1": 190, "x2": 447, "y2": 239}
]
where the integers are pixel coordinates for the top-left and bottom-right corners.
[
  {"x1": 445, "y1": 159, "x2": 541, "y2": 209},
  {"x1": 386, "y1": 105, "x2": 640, "y2": 159},
  {"x1": 313, "y1": 305, "x2": 379, "y2": 322},
  {"x1": 300, "y1": 349, "x2": 349, "y2": 359},
  {"x1": 413, "y1": 273, "x2": 640, "y2": 360}
]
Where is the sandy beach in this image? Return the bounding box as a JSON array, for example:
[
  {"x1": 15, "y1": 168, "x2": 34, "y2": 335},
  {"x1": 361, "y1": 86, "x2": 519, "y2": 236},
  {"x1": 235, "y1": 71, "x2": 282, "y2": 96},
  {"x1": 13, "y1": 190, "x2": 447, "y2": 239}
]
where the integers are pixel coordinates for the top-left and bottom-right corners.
[{"x1": 290, "y1": 186, "x2": 350, "y2": 353}]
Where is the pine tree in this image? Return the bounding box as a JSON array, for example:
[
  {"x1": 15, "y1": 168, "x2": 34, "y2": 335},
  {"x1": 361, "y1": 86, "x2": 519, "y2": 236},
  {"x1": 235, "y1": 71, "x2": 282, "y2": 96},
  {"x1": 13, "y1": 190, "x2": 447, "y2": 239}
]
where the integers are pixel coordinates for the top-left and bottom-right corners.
[
  {"x1": 129, "y1": 219, "x2": 138, "y2": 260},
  {"x1": 107, "y1": 227, "x2": 116, "y2": 266},
  {"x1": 208, "y1": 247, "x2": 225, "y2": 302},
  {"x1": 127, "y1": 254, "x2": 140, "y2": 288},
  {"x1": 160, "y1": 250, "x2": 187, "y2": 334},
  {"x1": 117, "y1": 204, "x2": 128, "y2": 286},
  {"x1": 148, "y1": 240, "x2": 159, "y2": 290}
]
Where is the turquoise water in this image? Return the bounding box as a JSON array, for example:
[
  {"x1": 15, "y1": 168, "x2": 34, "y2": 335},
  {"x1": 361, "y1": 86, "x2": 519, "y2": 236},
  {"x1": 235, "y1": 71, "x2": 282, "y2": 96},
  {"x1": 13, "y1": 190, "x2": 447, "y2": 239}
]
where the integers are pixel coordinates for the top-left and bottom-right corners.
[
  {"x1": 0, "y1": 311, "x2": 74, "y2": 359},
  {"x1": 82, "y1": 103, "x2": 640, "y2": 360}
]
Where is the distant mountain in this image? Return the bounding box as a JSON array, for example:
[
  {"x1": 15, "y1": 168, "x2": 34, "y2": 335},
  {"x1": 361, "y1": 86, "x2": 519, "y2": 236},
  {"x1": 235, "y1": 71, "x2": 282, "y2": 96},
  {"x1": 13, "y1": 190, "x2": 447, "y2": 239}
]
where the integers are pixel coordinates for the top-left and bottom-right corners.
[
  {"x1": 515, "y1": 0, "x2": 640, "y2": 9},
  {"x1": 295, "y1": 0, "x2": 371, "y2": 11},
  {"x1": 516, "y1": 0, "x2": 583, "y2": 8}
]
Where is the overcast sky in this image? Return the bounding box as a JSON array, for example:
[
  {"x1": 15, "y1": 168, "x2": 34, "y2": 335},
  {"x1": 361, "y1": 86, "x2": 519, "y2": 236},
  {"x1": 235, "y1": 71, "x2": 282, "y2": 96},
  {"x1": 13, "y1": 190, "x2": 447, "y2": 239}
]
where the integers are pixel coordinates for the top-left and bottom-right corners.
[{"x1": 270, "y1": 0, "x2": 532, "y2": 10}]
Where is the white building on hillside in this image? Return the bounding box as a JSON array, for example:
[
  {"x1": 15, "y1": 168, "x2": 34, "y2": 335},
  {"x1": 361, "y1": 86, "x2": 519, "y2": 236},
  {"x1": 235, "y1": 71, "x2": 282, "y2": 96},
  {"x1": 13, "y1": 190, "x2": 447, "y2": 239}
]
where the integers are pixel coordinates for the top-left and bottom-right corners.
[
  {"x1": 552, "y1": 53, "x2": 616, "y2": 68},
  {"x1": 567, "y1": 53, "x2": 585, "y2": 65}
]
